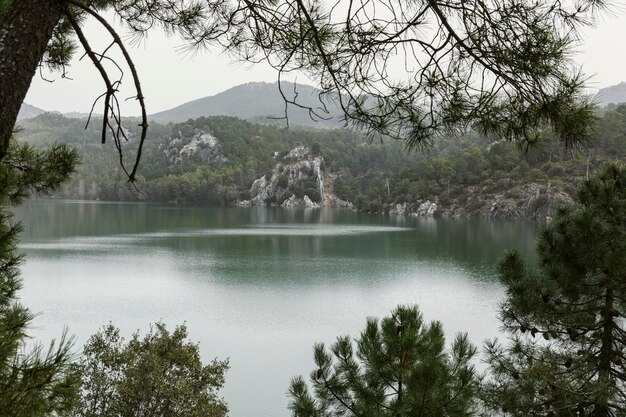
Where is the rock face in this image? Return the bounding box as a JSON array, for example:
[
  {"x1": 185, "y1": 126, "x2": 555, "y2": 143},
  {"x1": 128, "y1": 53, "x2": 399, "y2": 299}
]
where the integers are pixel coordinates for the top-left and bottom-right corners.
[
  {"x1": 480, "y1": 183, "x2": 573, "y2": 219},
  {"x1": 387, "y1": 184, "x2": 573, "y2": 220},
  {"x1": 245, "y1": 145, "x2": 353, "y2": 209},
  {"x1": 388, "y1": 201, "x2": 438, "y2": 217},
  {"x1": 416, "y1": 201, "x2": 437, "y2": 216},
  {"x1": 279, "y1": 194, "x2": 321, "y2": 208},
  {"x1": 163, "y1": 132, "x2": 227, "y2": 168},
  {"x1": 250, "y1": 175, "x2": 275, "y2": 206}
]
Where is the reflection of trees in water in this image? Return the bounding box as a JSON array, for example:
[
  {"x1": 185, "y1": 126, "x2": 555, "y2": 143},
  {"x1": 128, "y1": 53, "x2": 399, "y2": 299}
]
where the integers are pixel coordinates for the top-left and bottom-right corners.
[{"x1": 16, "y1": 201, "x2": 539, "y2": 284}]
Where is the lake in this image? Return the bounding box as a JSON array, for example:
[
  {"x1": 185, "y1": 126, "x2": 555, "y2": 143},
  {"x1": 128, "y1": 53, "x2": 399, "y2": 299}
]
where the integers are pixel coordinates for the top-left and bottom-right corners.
[{"x1": 15, "y1": 200, "x2": 541, "y2": 417}]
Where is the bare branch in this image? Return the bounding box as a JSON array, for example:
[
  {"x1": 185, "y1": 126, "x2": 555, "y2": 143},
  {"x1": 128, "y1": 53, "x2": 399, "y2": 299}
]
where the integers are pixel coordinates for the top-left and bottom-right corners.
[{"x1": 66, "y1": 0, "x2": 149, "y2": 182}]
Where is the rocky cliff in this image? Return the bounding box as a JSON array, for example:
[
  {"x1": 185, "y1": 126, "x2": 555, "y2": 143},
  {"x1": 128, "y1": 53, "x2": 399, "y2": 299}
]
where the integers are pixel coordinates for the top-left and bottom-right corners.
[
  {"x1": 237, "y1": 145, "x2": 573, "y2": 218},
  {"x1": 162, "y1": 132, "x2": 228, "y2": 169},
  {"x1": 239, "y1": 145, "x2": 353, "y2": 209},
  {"x1": 477, "y1": 183, "x2": 573, "y2": 219},
  {"x1": 153, "y1": 132, "x2": 575, "y2": 219},
  {"x1": 386, "y1": 183, "x2": 573, "y2": 220}
]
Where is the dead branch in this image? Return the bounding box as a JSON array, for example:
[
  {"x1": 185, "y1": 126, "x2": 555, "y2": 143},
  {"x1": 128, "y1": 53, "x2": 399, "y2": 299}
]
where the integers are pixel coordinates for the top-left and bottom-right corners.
[{"x1": 66, "y1": 0, "x2": 149, "y2": 182}]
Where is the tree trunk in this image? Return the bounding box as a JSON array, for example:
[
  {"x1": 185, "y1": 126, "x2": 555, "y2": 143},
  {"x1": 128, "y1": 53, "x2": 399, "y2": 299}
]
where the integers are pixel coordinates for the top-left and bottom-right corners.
[
  {"x1": 0, "y1": 0, "x2": 63, "y2": 159},
  {"x1": 596, "y1": 286, "x2": 614, "y2": 417}
]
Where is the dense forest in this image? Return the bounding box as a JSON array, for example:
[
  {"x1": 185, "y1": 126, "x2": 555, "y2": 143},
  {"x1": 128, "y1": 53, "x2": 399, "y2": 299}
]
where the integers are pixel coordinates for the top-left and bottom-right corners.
[{"x1": 16, "y1": 105, "x2": 626, "y2": 218}]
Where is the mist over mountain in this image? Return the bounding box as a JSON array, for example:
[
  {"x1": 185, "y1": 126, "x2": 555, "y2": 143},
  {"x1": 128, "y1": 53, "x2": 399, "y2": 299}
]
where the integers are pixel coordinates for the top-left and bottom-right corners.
[
  {"x1": 149, "y1": 81, "x2": 346, "y2": 128},
  {"x1": 18, "y1": 103, "x2": 98, "y2": 121},
  {"x1": 593, "y1": 82, "x2": 626, "y2": 107},
  {"x1": 17, "y1": 103, "x2": 46, "y2": 120},
  {"x1": 22, "y1": 81, "x2": 345, "y2": 126}
]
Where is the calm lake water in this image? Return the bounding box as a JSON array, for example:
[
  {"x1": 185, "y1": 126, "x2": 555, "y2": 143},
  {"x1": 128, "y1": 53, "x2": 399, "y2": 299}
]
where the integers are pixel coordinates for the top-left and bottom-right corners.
[{"x1": 15, "y1": 200, "x2": 540, "y2": 417}]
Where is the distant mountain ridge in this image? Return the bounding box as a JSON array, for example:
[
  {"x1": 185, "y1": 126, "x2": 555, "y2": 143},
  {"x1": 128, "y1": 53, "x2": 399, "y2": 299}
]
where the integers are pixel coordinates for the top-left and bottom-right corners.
[
  {"x1": 17, "y1": 103, "x2": 98, "y2": 121},
  {"x1": 149, "y1": 81, "x2": 345, "y2": 128},
  {"x1": 19, "y1": 82, "x2": 345, "y2": 126},
  {"x1": 17, "y1": 103, "x2": 46, "y2": 120},
  {"x1": 593, "y1": 82, "x2": 626, "y2": 107}
]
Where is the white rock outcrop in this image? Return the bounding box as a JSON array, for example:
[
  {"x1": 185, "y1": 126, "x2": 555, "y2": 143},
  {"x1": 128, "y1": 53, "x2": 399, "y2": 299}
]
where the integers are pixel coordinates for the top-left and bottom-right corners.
[
  {"x1": 246, "y1": 145, "x2": 351, "y2": 209},
  {"x1": 303, "y1": 195, "x2": 320, "y2": 208},
  {"x1": 415, "y1": 201, "x2": 437, "y2": 216},
  {"x1": 164, "y1": 132, "x2": 228, "y2": 168},
  {"x1": 250, "y1": 175, "x2": 276, "y2": 206},
  {"x1": 389, "y1": 202, "x2": 408, "y2": 215}
]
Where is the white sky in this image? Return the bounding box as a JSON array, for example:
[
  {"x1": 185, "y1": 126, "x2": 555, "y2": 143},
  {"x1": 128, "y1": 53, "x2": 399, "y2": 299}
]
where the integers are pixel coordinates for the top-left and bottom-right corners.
[{"x1": 24, "y1": 6, "x2": 626, "y2": 116}]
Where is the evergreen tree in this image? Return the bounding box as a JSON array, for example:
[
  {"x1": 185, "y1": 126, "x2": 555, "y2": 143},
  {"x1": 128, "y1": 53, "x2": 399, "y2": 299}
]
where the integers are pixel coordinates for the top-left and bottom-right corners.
[
  {"x1": 0, "y1": 0, "x2": 601, "y2": 167},
  {"x1": 483, "y1": 162, "x2": 626, "y2": 416},
  {"x1": 73, "y1": 322, "x2": 229, "y2": 417},
  {"x1": 289, "y1": 305, "x2": 478, "y2": 417},
  {"x1": 0, "y1": 141, "x2": 80, "y2": 416}
]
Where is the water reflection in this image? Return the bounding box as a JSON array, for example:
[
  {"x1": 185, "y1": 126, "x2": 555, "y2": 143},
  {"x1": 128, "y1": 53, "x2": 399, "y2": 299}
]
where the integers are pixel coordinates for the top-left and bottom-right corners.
[{"x1": 14, "y1": 200, "x2": 541, "y2": 417}]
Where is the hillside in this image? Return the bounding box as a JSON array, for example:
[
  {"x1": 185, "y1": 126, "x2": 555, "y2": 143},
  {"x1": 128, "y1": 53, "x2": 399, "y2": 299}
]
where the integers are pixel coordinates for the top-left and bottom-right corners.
[
  {"x1": 16, "y1": 104, "x2": 626, "y2": 219},
  {"x1": 149, "y1": 81, "x2": 345, "y2": 128},
  {"x1": 593, "y1": 82, "x2": 626, "y2": 107}
]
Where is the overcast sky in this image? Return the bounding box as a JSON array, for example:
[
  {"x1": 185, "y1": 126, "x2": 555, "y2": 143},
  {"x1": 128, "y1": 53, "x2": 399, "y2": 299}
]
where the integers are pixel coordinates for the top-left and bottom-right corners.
[{"x1": 24, "y1": 8, "x2": 626, "y2": 116}]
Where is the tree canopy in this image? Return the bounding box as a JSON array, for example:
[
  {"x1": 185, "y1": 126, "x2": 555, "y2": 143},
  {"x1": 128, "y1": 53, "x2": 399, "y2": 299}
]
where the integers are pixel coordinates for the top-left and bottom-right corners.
[
  {"x1": 73, "y1": 322, "x2": 229, "y2": 417},
  {"x1": 289, "y1": 305, "x2": 478, "y2": 417},
  {"x1": 222, "y1": 0, "x2": 598, "y2": 148},
  {"x1": 483, "y1": 162, "x2": 626, "y2": 417},
  {"x1": 0, "y1": 141, "x2": 80, "y2": 417},
  {"x1": 0, "y1": 0, "x2": 600, "y2": 176},
  {"x1": 20, "y1": 106, "x2": 626, "y2": 218}
]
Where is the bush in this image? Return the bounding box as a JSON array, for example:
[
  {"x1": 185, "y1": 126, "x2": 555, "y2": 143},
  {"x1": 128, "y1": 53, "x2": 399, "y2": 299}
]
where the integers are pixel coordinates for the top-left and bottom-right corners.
[
  {"x1": 277, "y1": 174, "x2": 289, "y2": 189},
  {"x1": 264, "y1": 195, "x2": 277, "y2": 205},
  {"x1": 73, "y1": 323, "x2": 228, "y2": 417}
]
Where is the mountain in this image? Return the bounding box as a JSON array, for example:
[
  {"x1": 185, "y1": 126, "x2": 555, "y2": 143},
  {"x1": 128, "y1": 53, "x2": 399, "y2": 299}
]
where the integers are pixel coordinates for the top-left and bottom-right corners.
[
  {"x1": 17, "y1": 102, "x2": 98, "y2": 121},
  {"x1": 593, "y1": 82, "x2": 626, "y2": 107},
  {"x1": 17, "y1": 103, "x2": 46, "y2": 120},
  {"x1": 149, "y1": 81, "x2": 345, "y2": 127},
  {"x1": 64, "y1": 111, "x2": 96, "y2": 119}
]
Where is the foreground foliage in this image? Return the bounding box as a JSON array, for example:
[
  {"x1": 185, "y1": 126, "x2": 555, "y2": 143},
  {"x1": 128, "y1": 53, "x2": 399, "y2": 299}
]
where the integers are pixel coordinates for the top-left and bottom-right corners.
[
  {"x1": 483, "y1": 162, "x2": 626, "y2": 416},
  {"x1": 289, "y1": 305, "x2": 478, "y2": 417},
  {"x1": 0, "y1": 141, "x2": 79, "y2": 416},
  {"x1": 0, "y1": 0, "x2": 603, "y2": 171},
  {"x1": 73, "y1": 322, "x2": 229, "y2": 417}
]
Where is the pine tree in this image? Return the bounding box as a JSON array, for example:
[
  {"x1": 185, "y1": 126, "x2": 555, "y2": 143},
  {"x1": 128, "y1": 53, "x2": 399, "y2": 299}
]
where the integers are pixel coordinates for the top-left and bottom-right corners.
[
  {"x1": 483, "y1": 162, "x2": 626, "y2": 417},
  {"x1": 0, "y1": 141, "x2": 80, "y2": 416},
  {"x1": 0, "y1": 0, "x2": 601, "y2": 165},
  {"x1": 289, "y1": 305, "x2": 478, "y2": 417}
]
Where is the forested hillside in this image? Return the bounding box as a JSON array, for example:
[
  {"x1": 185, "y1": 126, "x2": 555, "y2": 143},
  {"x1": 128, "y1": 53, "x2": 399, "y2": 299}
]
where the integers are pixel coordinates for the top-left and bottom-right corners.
[{"x1": 16, "y1": 105, "x2": 626, "y2": 218}]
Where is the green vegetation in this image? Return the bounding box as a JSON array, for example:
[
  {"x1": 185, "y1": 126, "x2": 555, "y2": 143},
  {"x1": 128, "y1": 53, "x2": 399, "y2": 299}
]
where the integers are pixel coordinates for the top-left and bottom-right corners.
[
  {"x1": 18, "y1": 114, "x2": 414, "y2": 206},
  {"x1": 2, "y1": 0, "x2": 623, "y2": 416},
  {"x1": 289, "y1": 305, "x2": 478, "y2": 417},
  {"x1": 3, "y1": 149, "x2": 626, "y2": 416},
  {"x1": 0, "y1": 141, "x2": 80, "y2": 416},
  {"x1": 0, "y1": 134, "x2": 229, "y2": 416},
  {"x1": 289, "y1": 163, "x2": 626, "y2": 417},
  {"x1": 18, "y1": 105, "x2": 626, "y2": 218},
  {"x1": 482, "y1": 162, "x2": 626, "y2": 416},
  {"x1": 0, "y1": 0, "x2": 597, "y2": 169},
  {"x1": 73, "y1": 323, "x2": 228, "y2": 417}
]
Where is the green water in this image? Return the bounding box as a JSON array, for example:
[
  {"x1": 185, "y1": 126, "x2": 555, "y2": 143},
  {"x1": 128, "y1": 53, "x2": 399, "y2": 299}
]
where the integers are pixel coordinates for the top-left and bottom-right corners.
[{"x1": 15, "y1": 200, "x2": 540, "y2": 417}]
